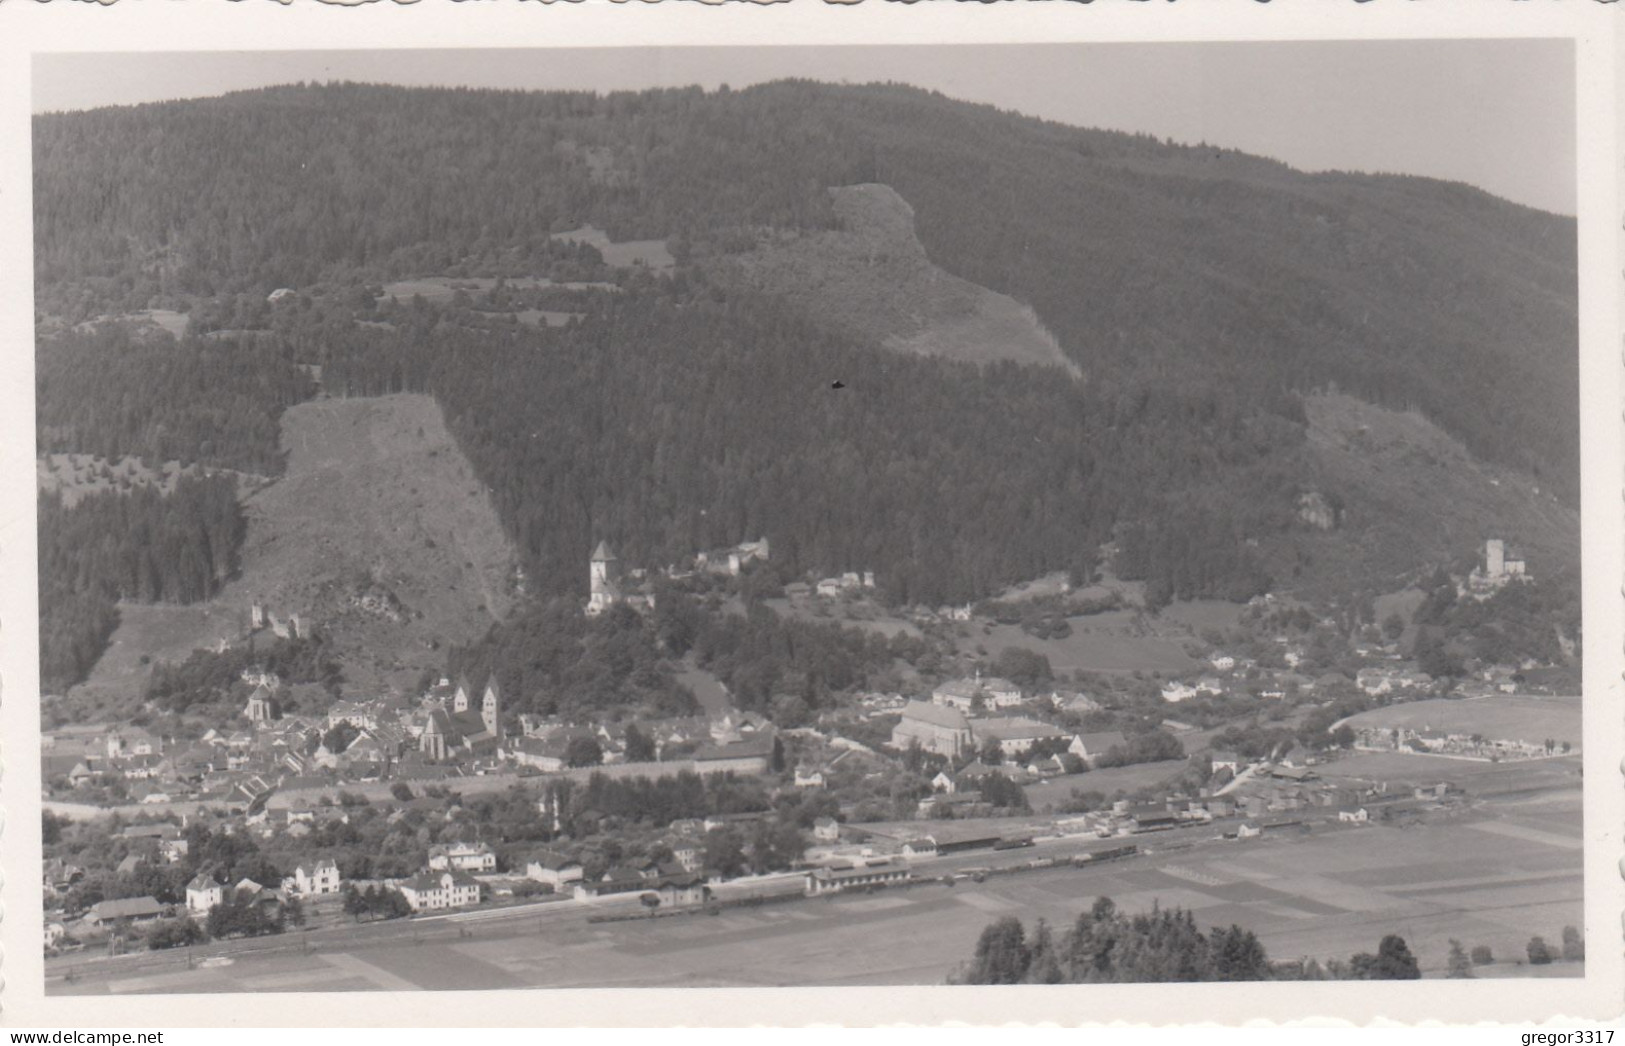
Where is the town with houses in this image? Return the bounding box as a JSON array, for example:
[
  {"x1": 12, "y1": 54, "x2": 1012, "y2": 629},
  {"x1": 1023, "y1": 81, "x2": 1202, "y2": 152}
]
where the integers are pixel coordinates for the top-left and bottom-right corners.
[{"x1": 41, "y1": 537, "x2": 1581, "y2": 975}]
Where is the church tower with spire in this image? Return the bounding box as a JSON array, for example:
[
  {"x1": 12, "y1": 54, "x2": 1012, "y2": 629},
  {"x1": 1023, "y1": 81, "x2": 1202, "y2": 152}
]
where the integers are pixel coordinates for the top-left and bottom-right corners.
[
  {"x1": 587, "y1": 540, "x2": 622, "y2": 616},
  {"x1": 481, "y1": 678, "x2": 502, "y2": 741}
]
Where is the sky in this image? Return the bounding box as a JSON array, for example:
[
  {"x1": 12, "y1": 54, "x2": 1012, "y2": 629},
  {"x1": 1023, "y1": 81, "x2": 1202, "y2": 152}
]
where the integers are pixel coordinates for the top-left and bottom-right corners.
[{"x1": 33, "y1": 40, "x2": 1576, "y2": 215}]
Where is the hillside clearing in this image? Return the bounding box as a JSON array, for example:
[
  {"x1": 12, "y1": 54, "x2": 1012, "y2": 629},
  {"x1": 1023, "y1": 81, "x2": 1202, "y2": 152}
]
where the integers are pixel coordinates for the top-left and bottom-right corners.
[
  {"x1": 726, "y1": 184, "x2": 1080, "y2": 376},
  {"x1": 58, "y1": 394, "x2": 519, "y2": 718},
  {"x1": 549, "y1": 225, "x2": 674, "y2": 270}
]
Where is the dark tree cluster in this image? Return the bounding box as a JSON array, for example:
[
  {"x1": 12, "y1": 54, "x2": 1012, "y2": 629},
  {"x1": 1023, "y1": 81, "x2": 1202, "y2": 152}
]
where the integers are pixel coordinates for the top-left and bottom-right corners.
[
  {"x1": 445, "y1": 601, "x2": 695, "y2": 721},
  {"x1": 542, "y1": 770, "x2": 773, "y2": 835},
  {"x1": 958, "y1": 897, "x2": 1424, "y2": 984},
  {"x1": 958, "y1": 898, "x2": 1270, "y2": 985},
  {"x1": 144, "y1": 916, "x2": 207, "y2": 951},
  {"x1": 341, "y1": 883, "x2": 413, "y2": 923},
  {"x1": 204, "y1": 892, "x2": 292, "y2": 940},
  {"x1": 144, "y1": 633, "x2": 343, "y2": 715},
  {"x1": 671, "y1": 596, "x2": 918, "y2": 717},
  {"x1": 1412, "y1": 566, "x2": 1581, "y2": 671}
]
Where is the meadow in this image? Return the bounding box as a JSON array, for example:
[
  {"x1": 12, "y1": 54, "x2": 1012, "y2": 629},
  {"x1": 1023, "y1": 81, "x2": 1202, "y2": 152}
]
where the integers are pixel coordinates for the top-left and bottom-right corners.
[{"x1": 1340, "y1": 695, "x2": 1582, "y2": 750}]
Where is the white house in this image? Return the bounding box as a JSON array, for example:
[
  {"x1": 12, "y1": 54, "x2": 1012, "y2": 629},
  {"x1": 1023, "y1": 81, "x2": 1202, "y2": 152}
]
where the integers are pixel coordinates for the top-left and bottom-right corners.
[
  {"x1": 669, "y1": 842, "x2": 703, "y2": 873},
  {"x1": 428, "y1": 841, "x2": 497, "y2": 873},
  {"x1": 1210, "y1": 654, "x2": 1236, "y2": 672},
  {"x1": 1338, "y1": 808, "x2": 1370, "y2": 824},
  {"x1": 525, "y1": 851, "x2": 586, "y2": 889},
  {"x1": 398, "y1": 869, "x2": 482, "y2": 912},
  {"x1": 813, "y1": 817, "x2": 841, "y2": 843},
  {"x1": 186, "y1": 873, "x2": 224, "y2": 915},
  {"x1": 901, "y1": 838, "x2": 939, "y2": 860},
  {"x1": 294, "y1": 859, "x2": 342, "y2": 895},
  {"x1": 1069, "y1": 731, "x2": 1127, "y2": 768},
  {"x1": 931, "y1": 770, "x2": 957, "y2": 795},
  {"x1": 970, "y1": 717, "x2": 1069, "y2": 757},
  {"x1": 1161, "y1": 682, "x2": 1198, "y2": 704},
  {"x1": 932, "y1": 676, "x2": 1022, "y2": 712}
]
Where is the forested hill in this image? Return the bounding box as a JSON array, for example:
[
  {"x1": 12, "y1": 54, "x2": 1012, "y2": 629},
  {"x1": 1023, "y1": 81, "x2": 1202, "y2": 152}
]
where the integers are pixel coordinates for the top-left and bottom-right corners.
[
  {"x1": 35, "y1": 79, "x2": 1577, "y2": 498},
  {"x1": 34, "y1": 80, "x2": 1578, "y2": 619}
]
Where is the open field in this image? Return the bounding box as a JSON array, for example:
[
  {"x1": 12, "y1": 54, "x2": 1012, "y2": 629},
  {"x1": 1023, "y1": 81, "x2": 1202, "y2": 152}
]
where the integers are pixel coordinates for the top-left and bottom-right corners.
[
  {"x1": 1314, "y1": 751, "x2": 1584, "y2": 798},
  {"x1": 1340, "y1": 695, "x2": 1581, "y2": 750},
  {"x1": 513, "y1": 309, "x2": 585, "y2": 329},
  {"x1": 952, "y1": 614, "x2": 1199, "y2": 676},
  {"x1": 1024, "y1": 760, "x2": 1190, "y2": 810},
  {"x1": 729, "y1": 184, "x2": 1079, "y2": 376},
  {"x1": 763, "y1": 597, "x2": 924, "y2": 640},
  {"x1": 380, "y1": 276, "x2": 618, "y2": 303},
  {"x1": 62, "y1": 795, "x2": 1582, "y2": 993},
  {"x1": 38, "y1": 453, "x2": 265, "y2": 508},
  {"x1": 74, "y1": 309, "x2": 191, "y2": 338},
  {"x1": 550, "y1": 225, "x2": 675, "y2": 270},
  {"x1": 58, "y1": 394, "x2": 519, "y2": 714},
  {"x1": 1155, "y1": 600, "x2": 1247, "y2": 634}
]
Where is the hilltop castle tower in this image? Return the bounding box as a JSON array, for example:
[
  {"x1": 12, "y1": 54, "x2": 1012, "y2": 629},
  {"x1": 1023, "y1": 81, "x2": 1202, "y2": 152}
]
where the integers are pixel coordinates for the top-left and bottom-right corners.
[{"x1": 588, "y1": 540, "x2": 622, "y2": 616}]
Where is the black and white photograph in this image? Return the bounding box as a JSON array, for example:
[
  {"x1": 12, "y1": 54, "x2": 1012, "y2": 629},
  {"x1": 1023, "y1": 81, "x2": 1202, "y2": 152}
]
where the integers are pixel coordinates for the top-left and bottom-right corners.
[{"x1": 3, "y1": 2, "x2": 1622, "y2": 1029}]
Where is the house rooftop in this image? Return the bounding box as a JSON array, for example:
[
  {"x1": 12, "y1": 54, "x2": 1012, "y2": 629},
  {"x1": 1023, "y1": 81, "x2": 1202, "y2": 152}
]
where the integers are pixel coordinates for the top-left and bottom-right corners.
[{"x1": 899, "y1": 700, "x2": 970, "y2": 731}]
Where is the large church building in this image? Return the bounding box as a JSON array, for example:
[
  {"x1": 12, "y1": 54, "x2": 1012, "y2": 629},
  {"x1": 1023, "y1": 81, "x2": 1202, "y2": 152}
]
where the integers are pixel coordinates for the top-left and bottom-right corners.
[{"x1": 420, "y1": 677, "x2": 503, "y2": 761}]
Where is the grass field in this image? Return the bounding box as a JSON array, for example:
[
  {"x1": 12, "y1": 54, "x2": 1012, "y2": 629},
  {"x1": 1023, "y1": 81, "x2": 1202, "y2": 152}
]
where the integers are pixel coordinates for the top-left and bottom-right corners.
[
  {"x1": 1024, "y1": 760, "x2": 1189, "y2": 810},
  {"x1": 549, "y1": 225, "x2": 675, "y2": 270},
  {"x1": 380, "y1": 276, "x2": 618, "y2": 303},
  {"x1": 730, "y1": 184, "x2": 1078, "y2": 376},
  {"x1": 71, "y1": 794, "x2": 1582, "y2": 993},
  {"x1": 1314, "y1": 750, "x2": 1583, "y2": 798},
  {"x1": 1341, "y1": 695, "x2": 1582, "y2": 750},
  {"x1": 38, "y1": 453, "x2": 264, "y2": 508},
  {"x1": 764, "y1": 597, "x2": 924, "y2": 640},
  {"x1": 513, "y1": 309, "x2": 585, "y2": 329},
  {"x1": 1156, "y1": 600, "x2": 1247, "y2": 634},
  {"x1": 953, "y1": 615, "x2": 1199, "y2": 676},
  {"x1": 80, "y1": 309, "x2": 190, "y2": 338}
]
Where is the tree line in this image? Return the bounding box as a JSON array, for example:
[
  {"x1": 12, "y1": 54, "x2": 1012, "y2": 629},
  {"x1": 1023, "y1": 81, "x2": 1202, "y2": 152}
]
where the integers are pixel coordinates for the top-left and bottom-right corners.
[
  {"x1": 956, "y1": 896, "x2": 1423, "y2": 984},
  {"x1": 37, "y1": 325, "x2": 315, "y2": 476}
]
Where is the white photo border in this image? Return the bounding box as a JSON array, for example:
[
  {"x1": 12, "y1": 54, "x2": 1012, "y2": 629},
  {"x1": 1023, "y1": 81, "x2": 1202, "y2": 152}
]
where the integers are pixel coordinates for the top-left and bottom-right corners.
[{"x1": 0, "y1": 0, "x2": 1619, "y2": 1027}]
